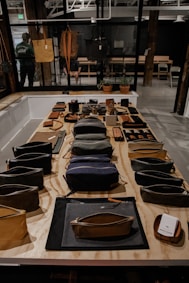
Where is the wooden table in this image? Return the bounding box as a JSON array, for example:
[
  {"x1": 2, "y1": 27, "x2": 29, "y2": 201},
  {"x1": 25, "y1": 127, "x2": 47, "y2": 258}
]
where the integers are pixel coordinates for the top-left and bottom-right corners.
[{"x1": 0, "y1": 101, "x2": 189, "y2": 267}]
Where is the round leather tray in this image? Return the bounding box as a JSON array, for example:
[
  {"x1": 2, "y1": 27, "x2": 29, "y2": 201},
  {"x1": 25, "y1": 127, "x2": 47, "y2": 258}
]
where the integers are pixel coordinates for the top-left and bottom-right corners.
[{"x1": 153, "y1": 214, "x2": 182, "y2": 244}]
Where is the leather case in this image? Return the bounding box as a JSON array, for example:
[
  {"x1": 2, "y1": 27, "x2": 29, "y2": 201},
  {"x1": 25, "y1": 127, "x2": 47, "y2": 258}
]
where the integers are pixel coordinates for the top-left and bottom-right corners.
[
  {"x1": 7, "y1": 152, "x2": 52, "y2": 175},
  {"x1": 0, "y1": 166, "x2": 44, "y2": 190},
  {"x1": 140, "y1": 184, "x2": 189, "y2": 207},
  {"x1": 71, "y1": 212, "x2": 134, "y2": 239},
  {"x1": 130, "y1": 157, "x2": 175, "y2": 173},
  {"x1": 12, "y1": 141, "x2": 52, "y2": 157},
  {"x1": 135, "y1": 170, "x2": 183, "y2": 186},
  {"x1": 0, "y1": 205, "x2": 28, "y2": 250},
  {"x1": 0, "y1": 184, "x2": 39, "y2": 212}
]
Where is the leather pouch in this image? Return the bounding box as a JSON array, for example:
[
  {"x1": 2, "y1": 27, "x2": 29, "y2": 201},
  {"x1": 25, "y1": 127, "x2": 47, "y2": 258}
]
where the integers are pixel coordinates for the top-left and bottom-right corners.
[
  {"x1": 0, "y1": 205, "x2": 28, "y2": 250},
  {"x1": 135, "y1": 170, "x2": 183, "y2": 186},
  {"x1": 71, "y1": 138, "x2": 113, "y2": 157},
  {"x1": 128, "y1": 139, "x2": 164, "y2": 150},
  {"x1": 73, "y1": 117, "x2": 106, "y2": 136},
  {"x1": 65, "y1": 161, "x2": 119, "y2": 191},
  {"x1": 140, "y1": 184, "x2": 189, "y2": 207},
  {"x1": 0, "y1": 184, "x2": 39, "y2": 212},
  {"x1": 70, "y1": 154, "x2": 111, "y2": 164},
  {"x1": 130, "y1": 157, "x2": 175, "y2": 173},
  {"x1": 7, "y1": 152, "x2": 52, "y2": 175},
  {"x1": 70, "y1": 212, "x2": 134, "y2": 239},
  {"x1": 12, "y1": 141, "x2": 52, "y2": 157},
  {"x1": 128, "y1": 148, "x2": 167, "y2": 160},
  {"x1": 0, "y1": 166, "x2": 44, "y2": 190}
]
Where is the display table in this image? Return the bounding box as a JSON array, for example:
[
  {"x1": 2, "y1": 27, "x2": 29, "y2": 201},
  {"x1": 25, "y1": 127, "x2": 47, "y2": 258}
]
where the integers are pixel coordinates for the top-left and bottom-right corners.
[{"x1": 0, "y1": 98, "x2": 189, "y2": 267}]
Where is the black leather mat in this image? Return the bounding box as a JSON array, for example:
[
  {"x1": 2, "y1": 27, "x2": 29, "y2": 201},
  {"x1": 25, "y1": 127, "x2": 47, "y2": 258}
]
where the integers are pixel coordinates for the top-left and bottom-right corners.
[{"x1": 45, "y1": 197, "x2": 149, "y2": 251}]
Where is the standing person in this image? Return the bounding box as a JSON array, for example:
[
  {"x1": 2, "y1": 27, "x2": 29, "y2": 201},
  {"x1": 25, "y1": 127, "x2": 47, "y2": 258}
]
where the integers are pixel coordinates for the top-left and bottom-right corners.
[
  {"x1": 16, "y1": 32, "x2": 35, "y2": 87},
  {"x1": 63, "y1": 57, "x2": 81, "y2": 84}
]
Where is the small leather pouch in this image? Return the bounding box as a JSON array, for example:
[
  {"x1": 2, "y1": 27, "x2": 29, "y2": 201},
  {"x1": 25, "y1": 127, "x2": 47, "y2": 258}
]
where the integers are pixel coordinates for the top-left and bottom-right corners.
[
  {"x1": 0, "y1": 166, "x2": 44, "y2": 190},
  {"x1": 130, "y1": 157, "x2": 175, "y2": 173},
  {"x1": 140, "y1": 184, "x2": 189, "y2": 207},
  {"x1": 0, "y1": 184, "x2": 39, "y2": 212},
  {"x1": 12, "y1": 141, "x2": 52, "y2": 157},
  {"x1": 128, "y1": 148, "x2": 167, "y2": 160},
  {"x1": 70, "y1": 212, "x2": 134, "y2": 239},
  {"x1": 0, "y1": 205, "x2": 28, "y2": 250},
  {"x1": 128, "y1": 139, "x2": 164, "y2": 150},
  {"x1": 135, "y1": 170, "x2": 183, "y2": 186},
  {"x1": 7, "y1": 152, "x2": 52, "y2": 175}
]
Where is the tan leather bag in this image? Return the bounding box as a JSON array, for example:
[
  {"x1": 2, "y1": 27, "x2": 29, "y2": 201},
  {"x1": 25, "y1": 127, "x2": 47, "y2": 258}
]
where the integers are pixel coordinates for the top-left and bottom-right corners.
[
  {"x1": 128, "y1": 148, "x2": 167, "y2": 160},
  {"x1": 71, "y1": 212, "x2": 134, "y2": 239},
  {"x1": 0, "y1": 205, "x2": 28, "y2": 250},
  {"x1": 128, "y1": 139, "x2": 164, "y2": 151},
  {"x1": 32, "y1": 30, "x2": 54, "y2": 63}
]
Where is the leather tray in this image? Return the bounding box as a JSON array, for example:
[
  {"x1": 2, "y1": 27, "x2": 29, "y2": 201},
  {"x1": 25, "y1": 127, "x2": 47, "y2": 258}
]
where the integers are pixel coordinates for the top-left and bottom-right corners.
[{"x1": 154, "y1": 214, "x2": 182, "y2": 244}]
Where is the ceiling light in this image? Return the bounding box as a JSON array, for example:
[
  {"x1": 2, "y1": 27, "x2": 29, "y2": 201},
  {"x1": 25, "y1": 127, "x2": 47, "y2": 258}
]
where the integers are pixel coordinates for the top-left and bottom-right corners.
[{"x1": 174, "y1": 15, "x2": 185, "y2": 23}]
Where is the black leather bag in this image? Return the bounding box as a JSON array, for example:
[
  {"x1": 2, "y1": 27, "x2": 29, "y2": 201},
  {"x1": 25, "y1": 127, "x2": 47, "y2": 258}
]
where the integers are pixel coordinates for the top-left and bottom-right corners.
[
  {"x1": 135, "y1": 170, "x2": 183, "y2": 186},
  {"x1": 130, "y1": 157, "x2": 175, "y2": 173},
  {"x1": 0, "y1": 184, "x2": 39, "y2": 212},
  {"x1": 12, "y1": 141, "x2": 52, "y2": 157},
  {"x1": 140, "y1": 184, "x2": 189, "y2": 207},
  {"x1": 0, "y1": 166, "x2": 44, "y2": 190},
  {"x1": 7, "y1": 152, "x2": 52, "y2": 175}
]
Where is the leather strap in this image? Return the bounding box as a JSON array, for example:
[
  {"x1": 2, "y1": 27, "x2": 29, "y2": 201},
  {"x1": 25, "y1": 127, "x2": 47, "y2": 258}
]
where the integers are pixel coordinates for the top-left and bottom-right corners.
[{"x1": 63, "y1": 28, "x2": 72, "y2": 74}]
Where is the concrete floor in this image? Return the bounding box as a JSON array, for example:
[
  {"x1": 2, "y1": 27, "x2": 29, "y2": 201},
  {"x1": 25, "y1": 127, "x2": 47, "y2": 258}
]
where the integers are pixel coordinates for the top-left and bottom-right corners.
[{"x1": 136, "y1": 77, "x2": 189, "y2": 183}]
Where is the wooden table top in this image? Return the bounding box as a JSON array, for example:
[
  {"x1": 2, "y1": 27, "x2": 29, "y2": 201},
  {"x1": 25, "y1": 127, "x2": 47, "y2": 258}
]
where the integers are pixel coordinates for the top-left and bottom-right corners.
[{"x1": 0, "y1": 102, "x2": 189, "y2": 266}]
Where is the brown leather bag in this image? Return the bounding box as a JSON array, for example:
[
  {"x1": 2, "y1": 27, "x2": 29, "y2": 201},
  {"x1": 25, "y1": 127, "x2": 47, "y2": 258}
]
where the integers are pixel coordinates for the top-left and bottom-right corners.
[
  {"x1": 0, "y1": 205, "x2": 28, "y2": 250},
  {"x1": 71, "y1": 212, "x2": 134, "y2": 239},
  {"x1": 0, "y1": 184, "x2": 39, "y2": 212}
]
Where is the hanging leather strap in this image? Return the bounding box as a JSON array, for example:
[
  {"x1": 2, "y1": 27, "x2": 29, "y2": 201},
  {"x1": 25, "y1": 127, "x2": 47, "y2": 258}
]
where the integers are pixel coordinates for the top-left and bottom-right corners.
[{"x1": 63, "y1": 28, "x2": 72, "y2": 74}]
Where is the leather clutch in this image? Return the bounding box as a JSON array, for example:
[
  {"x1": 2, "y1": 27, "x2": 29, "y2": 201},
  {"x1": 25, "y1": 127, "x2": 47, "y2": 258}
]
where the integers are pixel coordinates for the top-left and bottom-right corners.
[
  {"x1": 7, "y1": 152, "x2": 52, "y2": 175},
  {"x1": 140, "y1": 184, "x2": 189, "y2": 207},
  {"x1": 135, "y1": 170, "x2": 183, "y2": 186},
  {"x1": 12, "y1": 141, "x2": 52, "y2": 157},
  {"x1": 70, "y1": 212, "x2": 134, "y2": 239},
  {"x1": 0, "y1": 205, "x2": 28, "y2": 250},
  {"x1": 0, "y1": 184, "x2": 39, "y2": 212},
  {"x1": 130, "y1": 157, "x2": 175, "y2": 173},
  {"x1": 0, "y1": 166, "x2": 44, "y2": 190},
  {"x1": 154, "y1": 214, "x2": 182, "y2": 244}
]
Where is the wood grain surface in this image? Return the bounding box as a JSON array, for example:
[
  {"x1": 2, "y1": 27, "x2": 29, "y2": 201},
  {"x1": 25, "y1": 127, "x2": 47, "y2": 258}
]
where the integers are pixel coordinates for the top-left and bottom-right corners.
[{"x1": 0, "y1": 101, "x2": 189, "y2": 266}]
